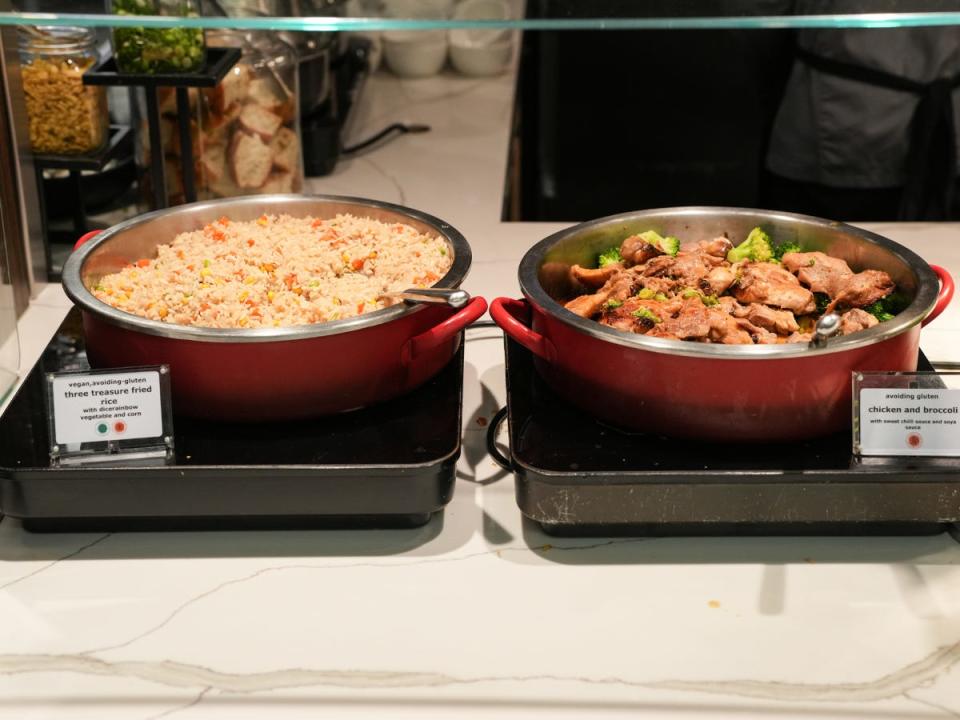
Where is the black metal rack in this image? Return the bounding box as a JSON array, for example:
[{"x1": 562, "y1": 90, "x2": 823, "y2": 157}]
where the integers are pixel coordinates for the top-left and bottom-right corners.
[
  {"x1": 82, "y1": 47, "x2": 242, "y2": 209},
  {"x1": 32, "y1": 124, "x2": 133, "y2": 275}
]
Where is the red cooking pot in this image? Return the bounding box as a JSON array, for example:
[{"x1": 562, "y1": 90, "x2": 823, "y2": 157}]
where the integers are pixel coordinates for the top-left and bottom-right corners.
[
  {"x1": 62, "y1": 195, "x2": 486, "y2": 421},
  {"x1": 491, "y1": 207, "x2": 954, "y2": 441}
]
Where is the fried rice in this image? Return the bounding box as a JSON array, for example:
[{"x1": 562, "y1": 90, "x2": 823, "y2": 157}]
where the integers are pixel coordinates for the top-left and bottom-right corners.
[{"x1": 91, "y1": 213, "x2": 453, "y2": 329}]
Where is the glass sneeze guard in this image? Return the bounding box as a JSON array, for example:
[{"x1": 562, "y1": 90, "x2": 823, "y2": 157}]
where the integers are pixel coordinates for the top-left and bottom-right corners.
[{"x1": 8, "y1": 8, "x2": 960, "y2": 31}]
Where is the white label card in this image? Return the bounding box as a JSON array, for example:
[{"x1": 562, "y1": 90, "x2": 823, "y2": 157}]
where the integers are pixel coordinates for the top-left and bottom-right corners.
[
  {"x1": 51, "y1": 370, "x2": 164, "y2": 445},
  {"x1": 858, "y1": 387, "x2": 960, "y2": 456}
]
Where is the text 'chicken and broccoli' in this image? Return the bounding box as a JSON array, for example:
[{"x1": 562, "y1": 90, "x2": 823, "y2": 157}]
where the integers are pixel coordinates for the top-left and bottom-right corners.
[{"x1": 563, "y1": 227, "x2": 905, "y2": 344}]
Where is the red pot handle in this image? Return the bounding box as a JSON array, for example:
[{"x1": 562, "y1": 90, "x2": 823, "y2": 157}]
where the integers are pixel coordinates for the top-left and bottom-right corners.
[
  {"x1": 490, "y1": 297, "x2": 557, "y2": 362},
  {"x1": 923, "y1": 265, "x2": 954, "y2": 327},
  {"x1": 402, "y1": 296, "x2": 487, "y2": 365},
  {"x1": 74, "y1": 230, "x2": 102, "y2": 251}
]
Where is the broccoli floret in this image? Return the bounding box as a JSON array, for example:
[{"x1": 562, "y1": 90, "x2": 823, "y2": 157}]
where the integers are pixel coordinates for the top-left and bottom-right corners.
[
  {"x1": 637, "y1": 288, "x2": 669, "y2": 301},
  {"x1": 814, "y1": 292, "x2": 830, "y2": 314},
  {"x1": 865, "y1": 301, "x2": 895, "y2": 322},
  {"x1": 772, "y1": 241, "x2": 802, "y2": 261},
  {"x1": 631, "y1": 306, "x2": 662, "y2": 324},
  {"x1": 680, "y1": 288, "x2": 719, "y2": 306},
  {"x1": 726, "y1": 227, "x2": 774, "y2": 264},
  {"x1": 637, "y1": 230, "x2": 680, "y2": 257},
  {"x1": 865, "y1": 291, "x2": 909, "y2": 322},
  {"x1": 598, "y1": 246, "x2": 622, "y2": 267}
]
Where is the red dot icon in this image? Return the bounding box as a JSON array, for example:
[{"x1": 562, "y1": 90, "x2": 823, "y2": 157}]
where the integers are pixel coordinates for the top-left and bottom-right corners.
[
  {"x1": 907, "y1": 433, "x2": 922, "y2": 449},
  {"x1": 114, "y1": 421, "x2": 127, "y2": 434}
]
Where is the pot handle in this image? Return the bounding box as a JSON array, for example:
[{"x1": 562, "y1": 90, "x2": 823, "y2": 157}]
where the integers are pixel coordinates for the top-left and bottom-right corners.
[
  {"x1": 402, "y1": 296, "x2": 488, "y2": 365},
  {"x1": 923, "y1": 265, "x2": 954, "y2": 327},
  {"x1": 490, "y1": 297, "x2": 557, "y2": 362},
  {"x1": 74, "y1": 230, "x2": 102, "y2": 251}
]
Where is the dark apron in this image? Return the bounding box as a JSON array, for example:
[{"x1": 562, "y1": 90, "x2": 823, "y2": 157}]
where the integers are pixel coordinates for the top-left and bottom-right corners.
[{"x1": 797, "y1": 47, "x2": 960, "y2": 220}]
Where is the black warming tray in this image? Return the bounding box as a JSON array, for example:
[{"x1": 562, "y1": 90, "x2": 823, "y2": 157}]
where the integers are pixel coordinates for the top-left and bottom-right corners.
[
  {"x1": 502, "y1": 337, "x2": 960, "y2": 537},
  {"x1": 0, "y1": 310, "x2": 462, "y2": 531}
]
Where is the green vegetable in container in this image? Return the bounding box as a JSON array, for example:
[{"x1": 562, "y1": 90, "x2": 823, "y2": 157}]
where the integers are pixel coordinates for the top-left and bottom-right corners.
[
  {"x1": 680, "y1": 288, "x2": 719, "y2": 305},
  {"x1": 772, "y1": 240, "x2": 802, "y2": 261},
  {"x1": 637, "y1": 230, "x2": 680, "y2": 256},
  {"x1": 631, "y1": 306, "x2": 662, "y2": 324},
  {"x1": 727, "y1": 226, "x2": 774, "y2": 264},
  {"x1": 814, "y1": 292, "x2": 830, "y2": 314},
  {"x1": 637, "y1": 287, "x2": 667, "y2": 301},
  {"x1": 598, "y1": 246, "x2": 622, "y2": 267},
  {"x1": 112, "y1": 0, "x2": 205, "y2": 74},
  {"x1": 865, "y1": 290, "x2": 910, "y2": 322}
]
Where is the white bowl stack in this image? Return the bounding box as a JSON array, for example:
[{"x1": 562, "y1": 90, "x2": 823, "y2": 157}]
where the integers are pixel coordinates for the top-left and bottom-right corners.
[
  {"x1": 449, "y1": 0, "x2": 513, "y2": 77},
  {"x1": 379, "y1": 0, "x2": 514, "y2": 78}
]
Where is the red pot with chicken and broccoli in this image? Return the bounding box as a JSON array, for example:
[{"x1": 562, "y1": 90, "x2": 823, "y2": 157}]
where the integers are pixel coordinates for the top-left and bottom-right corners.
[{"x1": 491, "y1": 207, "x2": 954, "y2": 441}]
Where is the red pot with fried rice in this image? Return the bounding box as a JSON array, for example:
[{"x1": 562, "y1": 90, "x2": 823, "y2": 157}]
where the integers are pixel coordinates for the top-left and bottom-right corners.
[
  {"x1": 491, "y1": 207, "x2": 953, "y2": 441},
  {"x1": 62, "y1": 195, "x2": 486, "y2": 421}
]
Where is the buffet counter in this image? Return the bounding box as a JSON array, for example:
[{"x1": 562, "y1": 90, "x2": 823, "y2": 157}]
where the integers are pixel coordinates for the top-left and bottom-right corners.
[{"x1": 1, "y1": 67, "x2": 960, "y2": 720}]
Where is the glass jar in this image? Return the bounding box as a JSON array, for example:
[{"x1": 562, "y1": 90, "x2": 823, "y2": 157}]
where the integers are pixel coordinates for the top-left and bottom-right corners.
[
  {"x1": 18, "y1": 26, "x2": 108, "y2": 155},
  {"x1": 111, "y1": 0, "x2": 206, "y2": 74},
  {"x1": 197, "y1": 30, "x2": 304, "y2": 197}
]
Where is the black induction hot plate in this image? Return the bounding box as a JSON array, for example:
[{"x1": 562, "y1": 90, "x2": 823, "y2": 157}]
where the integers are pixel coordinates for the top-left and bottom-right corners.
[{"x1": 0, "y1": 309, "x2": 463, "y2": 531}]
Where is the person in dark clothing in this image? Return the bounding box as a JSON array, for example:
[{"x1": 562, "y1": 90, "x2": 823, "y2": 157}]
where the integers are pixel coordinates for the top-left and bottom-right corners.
[{"x1": 763, "y1": 0, "x2": 960, "y2": 220}]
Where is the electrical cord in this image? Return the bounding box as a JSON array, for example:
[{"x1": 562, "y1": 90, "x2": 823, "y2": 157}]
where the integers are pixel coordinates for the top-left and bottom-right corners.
[
  {"x1": 341, "y1": 123, "x2": 431, "y2": 156},
  {"x1": 486, "y1": 406, "x2": 512, "y2": 471}
]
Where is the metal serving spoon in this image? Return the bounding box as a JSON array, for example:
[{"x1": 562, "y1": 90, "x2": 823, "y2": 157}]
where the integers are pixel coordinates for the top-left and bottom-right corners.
[
  {"x1": 809, "y1": 312, "x2": 842, "y2": 348},
  {"x1": 380, "y1": 287, "x2": 470, "y2": 309}
]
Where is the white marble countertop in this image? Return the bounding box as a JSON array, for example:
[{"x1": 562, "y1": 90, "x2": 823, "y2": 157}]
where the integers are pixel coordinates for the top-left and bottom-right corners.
[{"x1": 2, "y1": 63, "x2": 960, "y2": 720}]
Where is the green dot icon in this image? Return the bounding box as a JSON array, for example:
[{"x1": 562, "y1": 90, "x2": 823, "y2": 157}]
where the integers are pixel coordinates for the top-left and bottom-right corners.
[{"x1": 96, "y1": 423, "x2": 108, "y2": 434}]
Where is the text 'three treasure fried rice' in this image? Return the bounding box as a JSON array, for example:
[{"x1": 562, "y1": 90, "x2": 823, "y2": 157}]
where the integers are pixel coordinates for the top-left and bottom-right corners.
[{"x1": 92, "y1": 213, "x2": 454, "y2": 329}]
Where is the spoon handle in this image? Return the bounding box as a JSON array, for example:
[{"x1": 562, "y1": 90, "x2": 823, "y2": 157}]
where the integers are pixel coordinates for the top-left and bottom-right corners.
[{"x1": 382, "y1": 287, "x2": 470, "y2": 309}]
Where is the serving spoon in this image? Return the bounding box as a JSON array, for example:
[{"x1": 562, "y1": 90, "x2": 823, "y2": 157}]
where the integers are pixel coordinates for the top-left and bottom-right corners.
[
  {"x1": 809, "y1": 312, "x2": 842, "y2": 348},
  {"x1": 379, "y1": 287, "x2": 470, "y2": 308}
]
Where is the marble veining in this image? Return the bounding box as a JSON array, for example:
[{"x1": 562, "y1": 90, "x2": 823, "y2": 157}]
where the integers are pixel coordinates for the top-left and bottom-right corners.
[
  {"x1": 78, "y1": 538, "x2": 651, "y2": 656},
  {"x1": 0, "y1": 532, "x2": 111, "y2": 591},
  {"x1": 357, "y1": 156, "x2": 407, "y2": 206},
  {"x1": 1, "y1": 639, "x2": 958, "y2": 705}
]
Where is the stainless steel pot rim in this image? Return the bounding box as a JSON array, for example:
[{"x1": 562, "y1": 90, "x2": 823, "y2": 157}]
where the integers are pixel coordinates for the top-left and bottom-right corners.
[
  {"x1": 62, "y1": 194, "x2": 472, "y2": 343},
  {"x1": 519, "y1": 206, "x2": 940, "y2": 359}
]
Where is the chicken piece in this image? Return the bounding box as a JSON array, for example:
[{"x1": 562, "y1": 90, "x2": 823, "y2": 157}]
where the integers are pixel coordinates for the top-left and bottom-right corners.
[
  {"x1": 570, "y1": 263, "x2": 619, "y2": 289},
  {"x1": 745, "y1": 322, "x2": 782, "y2": 344},
  {"x1": 699, "y1": 266, "x2": 736, "y2": 297},
  {"x1": 826, "y1": 270, "x2": 896, "y2": 312},
  {"x1": 733, "y1": 261, "x2": 817, "y2": 315},
  {"x1": 564, "y1": 268, "x2": 643, "y2": 318},
  {"x1": 839, "y1": 308, "x2": 880, "y2": 335},
  {"x1": 619, "y1": 234, "x2": 664, "y2": 266},
  {"x1": 619, "y1": 236, "x2": 653, "y2": 266},
  {"x1": 787, "y1": 330, "x2": 814, "y2": 343},
  {"x1": 637, "y1": 274, "x2": 679, "y2": 296},
  {"x1": 642, "y1": 252, "x2": 712, "y2": 288},
  {"x1": 717, "y1": 295, "x2": 745, "y2": 315},
  {"x1": 705, "y1": 312, "x2": 755, "y2": 344},
  {"x1": 781, "y1": 251, "x2": 853, "y2": 298},
  {"x1": 711, "y1": 311, "x2": 781, "y2": 345},
  {"x1": 565, "y1": 291, "x2": 611, "y2": 318},
  {"x1": 737, "y1": 303, "x2": 799, "y2": 336},
  {"x1": 697, "y1": 236, "x2": 734, "y2": 258},
  {"x1": 647, "y1": 299, "x2": 712, "y2": 341},
  {"x1": 600, "y1": 297, "x2": 680, "y2": 334}
]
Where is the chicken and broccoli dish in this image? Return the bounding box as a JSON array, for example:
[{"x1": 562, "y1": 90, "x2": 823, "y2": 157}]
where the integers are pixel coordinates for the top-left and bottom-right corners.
[{"x1": 564, "y1": 227, "x2": 905, "y2": 344}]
